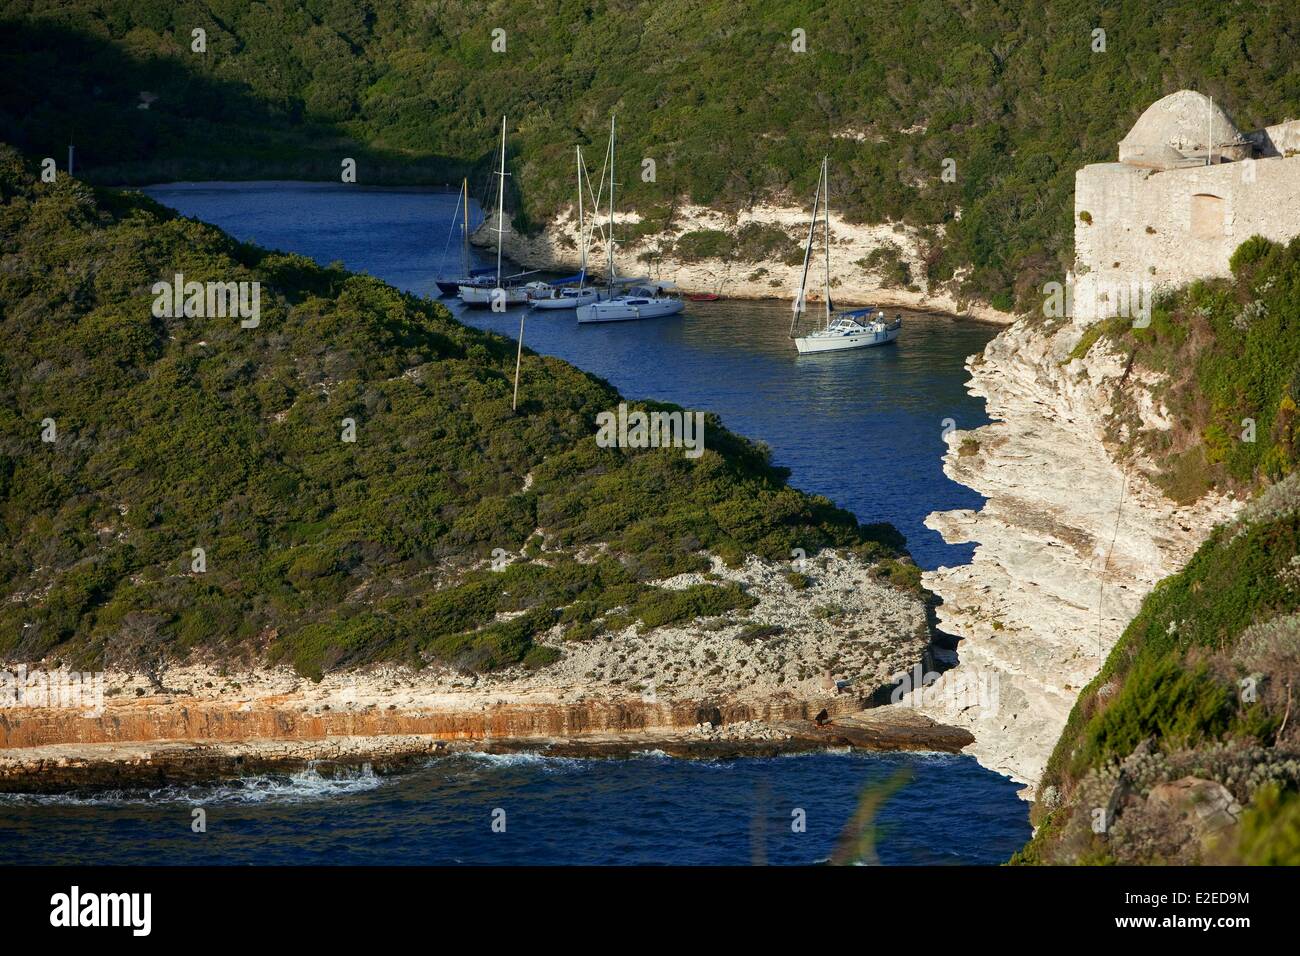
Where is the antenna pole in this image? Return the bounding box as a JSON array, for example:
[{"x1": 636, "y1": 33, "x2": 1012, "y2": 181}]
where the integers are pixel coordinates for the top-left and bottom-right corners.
[{"x1": 577, "y1": 145, "x2": 585, "y2": 289}]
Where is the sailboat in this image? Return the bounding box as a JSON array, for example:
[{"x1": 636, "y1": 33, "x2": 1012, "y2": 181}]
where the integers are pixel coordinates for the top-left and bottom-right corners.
[
  {"x1": 576, "y1": 117, "x2": 685, "y2": 324},
  {"x1": 791, "y1": 157, "x2": 901, "y2": 353},
  {"x1": 459, "y1": 117, "x2": 533, "y2": 309},
  {"x1": 529, "y1": 145, "x2": 603, "y2": 310},
  {"x1": 435, "y1": 178, "x2": 494, "y2": 296}
]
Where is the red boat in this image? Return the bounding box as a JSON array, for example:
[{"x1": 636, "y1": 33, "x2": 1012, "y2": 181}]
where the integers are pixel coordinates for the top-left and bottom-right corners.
[{"x1": 685, "y1": 292, "x2": 723, "y2": 301}]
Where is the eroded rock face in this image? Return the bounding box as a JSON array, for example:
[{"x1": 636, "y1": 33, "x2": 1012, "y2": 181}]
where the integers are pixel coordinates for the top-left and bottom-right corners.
[
  {"x1": 905, "y1": 318, "x2": 1238, "y2": 797},
  {"x1": 483, "y1": 202, "x2": 1012, "y2": 324},
  {"x1": 1147, "y1": 776, "x2": 1242, "y2": 837},
  {"x1": 0, "y1": 551, "x2": 975, "y2": 791}
]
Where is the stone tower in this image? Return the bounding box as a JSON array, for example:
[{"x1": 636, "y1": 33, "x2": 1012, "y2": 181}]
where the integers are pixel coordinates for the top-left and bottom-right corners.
[{"x1": 1072, "y1": 90, "x2": 1300, "y2": 322}]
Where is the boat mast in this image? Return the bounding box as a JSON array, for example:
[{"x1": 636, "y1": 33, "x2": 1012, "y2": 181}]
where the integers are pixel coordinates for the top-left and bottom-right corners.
[
  {"x1": 607, "y1": 115, "x2": 616, "y2": 295},
  {"x1": 790, "y1": 162, "x2": 824, "y2": 337},
  {"x1": 441, "y1": 184, "x2": 464, "y2": 279},
  {"x1": 822, "y1": 156, "x2": 833, "y2": 328},
  {"x1": 496, "y1": 116, "x2": 507, "y2": 288},
  {"x1": 577, "y1": 145, "x2": 586, "y2": 290},
  {"x1": 461, "y1": 177, "x2": 470, "y2": 277}
]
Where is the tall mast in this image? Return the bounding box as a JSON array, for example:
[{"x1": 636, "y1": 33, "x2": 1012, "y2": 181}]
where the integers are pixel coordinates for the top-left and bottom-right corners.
[
  {"x1": 461, "y1": 177, "x2": 470, "y2": 277},
  {"x1": 790, "y1": 162, "x2": 823, "y2": 337},
  {"x1": 608, "y1": 115, "x2": 616, "y2": 293},
  {"x1": 496, "y1": 116, "x2": 507, "y2": 286},
  {"x1": 822, "y1": 156, "x2": 833, "y2": 327},
  {"x1": 577, "y1": 145, "x2": 586, "y2": 289}
]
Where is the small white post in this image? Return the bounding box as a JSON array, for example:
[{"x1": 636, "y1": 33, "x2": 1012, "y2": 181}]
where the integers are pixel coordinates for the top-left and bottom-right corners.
[{"x1": 513, "y1": 313, "x2": 525, "y2": 412}]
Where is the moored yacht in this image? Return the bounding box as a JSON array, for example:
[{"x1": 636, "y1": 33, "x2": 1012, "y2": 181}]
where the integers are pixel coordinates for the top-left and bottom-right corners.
[
  {"x1": 793, "y1": 308, "x2": 902, "y2": 352},
  {"x1": 576, "y1": 281, "x2": 684, "y2": 323},
  {"x1": 529, "y1": 278, "x2": 603, "y2": 309},
  {"x1": 574, "y1": 116, "x2": 685, "y2": 325},
  {"x1": 434, "y1": 178, "x2": 493, "y2": 296},
  {"x1": 458, "y1": 116, "x2": 531, "y2": 309},
  {"x1": 528, "y1": 146, "x2": 604, "y2": 310},
  {"x1": 459, "y1": 274, "x2": 533, "y2": 307},
  {"x1": 790, "y1": 156, "x2": 903, "y2": 353}
]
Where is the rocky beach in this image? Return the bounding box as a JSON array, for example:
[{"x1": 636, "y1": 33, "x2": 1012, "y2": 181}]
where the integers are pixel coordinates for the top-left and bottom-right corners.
[{"x1": 1, "y1": 552, "x2": 974, "y2": 793}]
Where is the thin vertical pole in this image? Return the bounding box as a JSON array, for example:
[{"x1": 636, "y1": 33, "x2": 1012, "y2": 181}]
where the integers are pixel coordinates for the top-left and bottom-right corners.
[
  {"x1": 608, "y1": 116, "x2": 616, "y2": 293},
  {"x1": 513, "y1": 312, "x2": 525, "y2": 411},
  {"x1": 461, "y1": 178, "x2": 470, "y2": 276},
  {"x1": 823, "y1": 157, "x2": 832, "y2": 326},
  {"x1": 577, "y1": 146, "x2": 585, "y2": 289},
  {"x1": 496, "y1": 116, "x2": 506, "y2": 285},
  {"x1": 791, "y1": 163, "x2": 822, "y2": 336}
]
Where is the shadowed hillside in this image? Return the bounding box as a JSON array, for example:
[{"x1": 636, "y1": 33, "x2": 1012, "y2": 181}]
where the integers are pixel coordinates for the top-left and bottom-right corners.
[
  {"x1": 0, "y1": 145, "x2": 910, "y2": 681},
  {"x1": 2, "y1": 1, "x2": 1298, "y2": 309}
]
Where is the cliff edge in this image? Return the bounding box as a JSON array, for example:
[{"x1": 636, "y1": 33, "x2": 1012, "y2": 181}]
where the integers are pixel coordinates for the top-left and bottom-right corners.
[{"x1": 909, "y1": 316, "x2": 1238, "y2": 796}]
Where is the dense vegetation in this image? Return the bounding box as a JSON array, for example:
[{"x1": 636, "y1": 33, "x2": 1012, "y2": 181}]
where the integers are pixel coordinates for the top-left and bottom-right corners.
[
  {"x1": 0, "y1": 145, "x2": 907, "y2": 679},
  {"x1": 1016, "y1": 240, "x2": 1300, "y2": 864},
  {"x1": 3, "y1": 1, "x2": 1298, "y2": 310},
  {"x1": 1070, "y1": 236, "x2": 1300, "y2": 502},
  {"x1": 1017, "y1": 479, "x2": 1300, "y2": 864}
]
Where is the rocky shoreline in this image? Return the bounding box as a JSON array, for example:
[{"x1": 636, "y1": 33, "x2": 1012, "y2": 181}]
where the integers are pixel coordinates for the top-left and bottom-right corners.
[
  {"x1": 0, "y1": 709, "x2": 973, "y2": 795},
  {"x1": 1, "y1": 552, "x2": 975, "y2": 794},
  {"x1": 905, "y1": 317, "x2": 1239, "y2": 798},
  {"x1": 486, "y1": 200, "x2": 1014, "y2": 324}
]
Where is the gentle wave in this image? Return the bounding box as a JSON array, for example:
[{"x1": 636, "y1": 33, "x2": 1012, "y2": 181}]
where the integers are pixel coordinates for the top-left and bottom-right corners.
[{"x1": 0, "y1": 762, "x2": 383, "y2": 807}]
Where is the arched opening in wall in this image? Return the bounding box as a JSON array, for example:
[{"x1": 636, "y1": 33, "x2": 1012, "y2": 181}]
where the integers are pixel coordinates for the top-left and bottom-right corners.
[{"x1": 1190, "y1": 194, "x2": 1226, "y2": 239}]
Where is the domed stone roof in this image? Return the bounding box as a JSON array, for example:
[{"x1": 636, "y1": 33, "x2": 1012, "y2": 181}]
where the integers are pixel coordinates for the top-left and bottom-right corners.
[{"x1": 1118, "y1": 90, "x2": 1241, "y2": 168}]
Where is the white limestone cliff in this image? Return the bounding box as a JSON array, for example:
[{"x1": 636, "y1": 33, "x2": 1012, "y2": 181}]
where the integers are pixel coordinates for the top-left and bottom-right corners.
[
  {"x1": 479, "y1": 200, "x2": 1013, "y2": 324},
  {"x1": 905, "y1": 317, "x2": 1239, "y2": 798}
]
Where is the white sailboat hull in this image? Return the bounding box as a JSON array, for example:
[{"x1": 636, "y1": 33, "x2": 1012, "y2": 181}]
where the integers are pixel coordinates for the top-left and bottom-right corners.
[
  {"x1": 577, "y1": 297, "x2": 685, "y2": 323},
  {"x1": 794, "y1": 324, "x2": 900, "y2": 353},
  {"x1": 459, "y1": 284, "x2": 530, "y2": 308},
  {"x1": 531, "y1": 289, "x2": 602, "y2": 309}
]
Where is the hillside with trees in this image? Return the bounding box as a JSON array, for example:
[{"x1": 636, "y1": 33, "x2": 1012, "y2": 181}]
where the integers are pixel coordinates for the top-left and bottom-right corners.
[
  {"x1": 0, "y1": 144, "x2": 908, "y2": 680},
  {"x1": 2, "y1": 0, "x2": 1298, "y2": 310},
  {"x1": 1016, "y1": 237, "x2": 1300, "y2": 864}
]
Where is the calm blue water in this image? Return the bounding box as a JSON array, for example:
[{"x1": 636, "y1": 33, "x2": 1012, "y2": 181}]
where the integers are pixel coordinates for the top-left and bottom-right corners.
[
  {"x1": 0, "y1": 751, "x2": 1027, "y2": 865},
  {"x1": 4, "y1": 181, "x2": 1026, "y2": 867},
  {"x1": 142, "y1": 181, "x2": 995, "y2": 570}
]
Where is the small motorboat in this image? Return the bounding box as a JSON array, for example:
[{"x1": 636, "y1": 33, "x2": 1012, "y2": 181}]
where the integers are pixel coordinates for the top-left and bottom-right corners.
[{"x1": 686, "y1": 292, "x2": 723, "y2": 302}]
